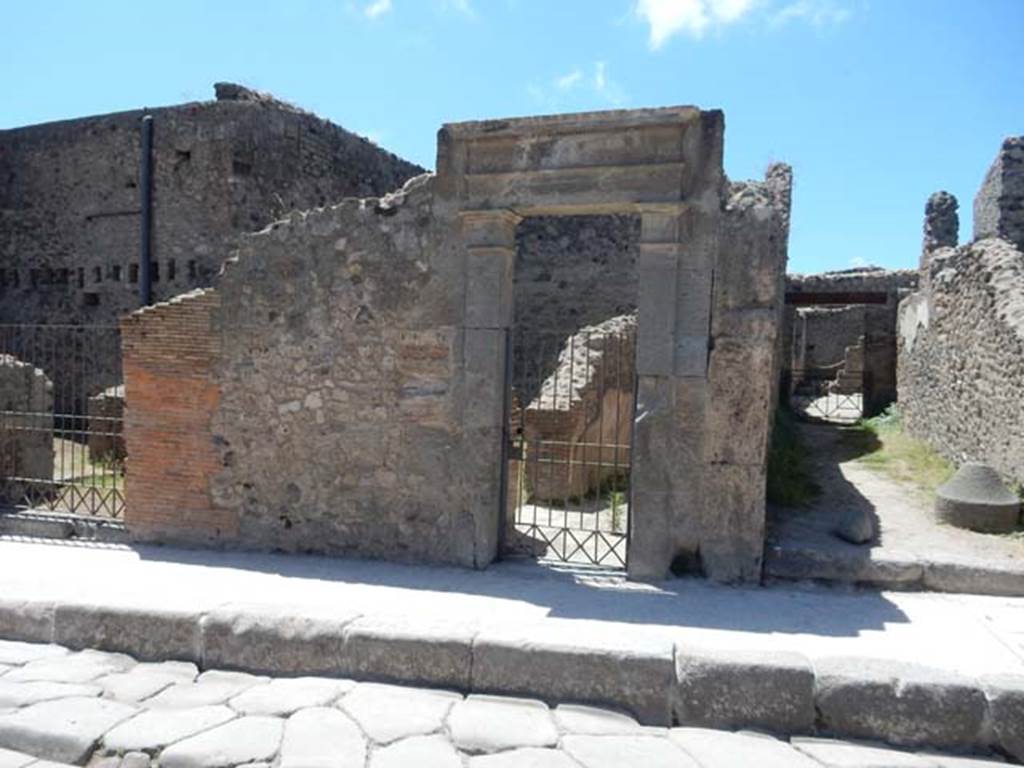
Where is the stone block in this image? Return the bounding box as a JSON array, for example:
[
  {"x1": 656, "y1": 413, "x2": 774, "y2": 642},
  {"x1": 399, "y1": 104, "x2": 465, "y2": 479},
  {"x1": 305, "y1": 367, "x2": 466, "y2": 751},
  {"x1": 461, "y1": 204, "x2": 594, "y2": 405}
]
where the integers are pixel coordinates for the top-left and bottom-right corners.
[
  {"x1": 791, "y1": 737, "x2": 933, "y2": 767},
  {"x1": 698, "y1": 464, "x2": 767, "y2": 583},
  {"x1": 461, "y1": 328, "x2": 507, "y2": 430},
  {"x1": 465, "y1": 247, "x2": 515, "y2": 329},
  {"x1": 636, "y1": 249, "x2": 678, "y2": 376},
  {"x1": 625, "y1": 489, "x2": 673, "y2": 581},
  {"x1": 200, "y1": 605, "x2": 357, "y2": 676},
  {"x1": 229, "y1": 676, "x2": 353, "y2": 716},
  {"x1": 0, "y1": 599, "x2": 54, "y2": 644},
  {"x1": 372, "y1": 735, "x2": 462, "y2": 768},
  {"x1": 675, "y1": 268, "x2": 713, "y2": 338},
  {"x1": 981, "y1": 674, "x2": 1024, "y2": 761},
  {"x1": 340, "y1": 682, "x2": 461, "y2": 744},
  {"x1": 705, "y1": 337, "x2": 775, "y2": 466},
  {"x1": 0, "y1": 696, "x2": 137, "y2": 764},
  {"x1": 448, "y1": 695, "x2": 558, "y2": 753},
  {"x1": 673, "y1": 645, "x2": 815, "y2": 734},
  {"x1": 279, "y1": 707, "x2": 366, "y2": 768},
  {"x1": 562, "y1": 734, "x2": 699, "y2": 768},
  {"x1": 670, "y1": 728, "x2": 820, "y2": 768},
  {"x1": 814, "y1": 657, "x2": 987, "y2": 749},
  {"x1": 341, "y1": 615, "x2": 474, "y2": 689},
  {"x1": 53, "y1": 602, "x2": 201, "y2": 663},
  {"x1": 101, "y1": 705, "x2": 236, "y2": 753},
  {"x1": 471, "y1": 624, "x2": 674, "y2": 725},
  {"x1": 158, "y1": 716, "x2": 285, "y2": 768},
  {"x1": 934, "y1": 464, "x2": 1021, "y2": 534}
]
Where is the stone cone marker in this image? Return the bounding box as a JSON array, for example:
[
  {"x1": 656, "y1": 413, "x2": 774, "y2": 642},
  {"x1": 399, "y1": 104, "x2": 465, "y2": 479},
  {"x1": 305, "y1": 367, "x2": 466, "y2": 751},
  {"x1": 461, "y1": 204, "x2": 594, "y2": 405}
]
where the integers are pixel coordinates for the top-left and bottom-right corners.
[{"x1": 935, "y1": 463, "x2": 1021, "y2": 533}]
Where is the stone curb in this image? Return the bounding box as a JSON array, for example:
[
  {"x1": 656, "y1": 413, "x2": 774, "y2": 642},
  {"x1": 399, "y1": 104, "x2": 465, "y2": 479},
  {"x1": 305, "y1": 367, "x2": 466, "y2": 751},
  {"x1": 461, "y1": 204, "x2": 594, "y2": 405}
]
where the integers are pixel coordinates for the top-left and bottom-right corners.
[{"x1": 0, "y1": 596, "x2": 1020, "y2": 759}]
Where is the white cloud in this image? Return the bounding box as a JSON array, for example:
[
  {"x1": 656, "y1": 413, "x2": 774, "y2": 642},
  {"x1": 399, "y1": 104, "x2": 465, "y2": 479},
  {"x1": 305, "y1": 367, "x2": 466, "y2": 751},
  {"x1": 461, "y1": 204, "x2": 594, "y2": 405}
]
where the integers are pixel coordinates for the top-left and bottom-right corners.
[
  {"x1": 529, "y1": 61, "x2": 629, "y2": 109},
  {"x1": 364, "y1": 0, "x2": 392, "y2": 18},
  {"x1": 771, "y1": 0, "x2": 850, "y2": 27},
  {"x1": 556, "y1": 69, "x2": 584, "y2": 90},
  {"x1": 849, "y1": 255, "x2": 869, "y2": 268},
  {"x1": 634, "y1": 0, "x2": 758, "y2": 48},
  {"x1": 438, "y1": 0, "x2": 475, "y2": 16}
]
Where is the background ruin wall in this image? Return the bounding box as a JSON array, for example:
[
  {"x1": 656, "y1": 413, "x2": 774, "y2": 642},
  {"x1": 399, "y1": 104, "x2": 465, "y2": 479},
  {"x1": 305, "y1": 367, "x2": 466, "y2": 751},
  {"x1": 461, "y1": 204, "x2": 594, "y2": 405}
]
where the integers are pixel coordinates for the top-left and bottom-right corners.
[
  {"x1": 899, "y1": 139, "x2": 1024, "y2": 485},
  {"x1": 0, "y1": 83, "x2": 423, "y2": 328}
]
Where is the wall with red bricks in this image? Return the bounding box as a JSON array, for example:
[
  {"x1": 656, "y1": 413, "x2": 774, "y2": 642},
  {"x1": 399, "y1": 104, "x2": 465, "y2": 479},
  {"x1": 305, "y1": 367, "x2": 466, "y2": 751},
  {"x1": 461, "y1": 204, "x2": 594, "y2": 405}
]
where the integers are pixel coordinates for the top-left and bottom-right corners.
[{"x1": 120, "y1": 288, "x2": 238, "y2": 544}]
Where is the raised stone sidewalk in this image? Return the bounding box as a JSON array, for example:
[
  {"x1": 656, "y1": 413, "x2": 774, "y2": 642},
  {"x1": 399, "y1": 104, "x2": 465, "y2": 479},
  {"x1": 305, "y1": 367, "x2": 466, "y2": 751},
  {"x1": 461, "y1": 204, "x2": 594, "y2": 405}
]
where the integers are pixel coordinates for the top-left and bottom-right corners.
[
  {"x1": 0, "y1": 537, "x2": 1021, "y2": 760},
  {"x1": 0, "y1": 639, "x2": 1014, "y2": 767}
]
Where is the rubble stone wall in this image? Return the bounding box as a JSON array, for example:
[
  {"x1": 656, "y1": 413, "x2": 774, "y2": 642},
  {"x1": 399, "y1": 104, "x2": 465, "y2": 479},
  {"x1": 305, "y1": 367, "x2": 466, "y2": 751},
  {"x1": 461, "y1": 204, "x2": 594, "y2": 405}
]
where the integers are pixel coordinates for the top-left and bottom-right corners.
[
  {"x1": 0, "y1": 355, "x2": 53, "y2": 500},
  {"x1": 898, "y1": 238, "x2": 1024, "y2": 484},
  {"x1": 0, "y1": 83, "x2": 424, "y2": 328},
  {"x1": 974, "y1": 137, "x2": 1024, "y2": 250}
]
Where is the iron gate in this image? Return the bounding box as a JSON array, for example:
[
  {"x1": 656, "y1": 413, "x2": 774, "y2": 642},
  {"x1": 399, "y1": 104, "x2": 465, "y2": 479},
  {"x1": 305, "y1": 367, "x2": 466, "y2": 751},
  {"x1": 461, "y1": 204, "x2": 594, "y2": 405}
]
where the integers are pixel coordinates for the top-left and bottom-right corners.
[
  {"x1": 0, "y1": 324, "x2": 126, "y2": 518},
  {"x1": 785, "y1": 367, "x2": 868, "y2": 424},
  {"x1": 503, "y1": 320, "x2": 635, "y2": 568}
]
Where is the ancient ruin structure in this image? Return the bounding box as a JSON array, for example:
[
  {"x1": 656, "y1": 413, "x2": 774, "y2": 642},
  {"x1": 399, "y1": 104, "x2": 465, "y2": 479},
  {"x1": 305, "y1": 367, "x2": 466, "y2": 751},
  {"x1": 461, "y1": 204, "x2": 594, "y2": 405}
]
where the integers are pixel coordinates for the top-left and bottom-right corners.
[
  {"x1": 0, "y1": 355, "x2": 53, "y2": 502},
  {"x1": 0, "y1": 83, "x2": 423, "y2": 328},
  {"x1": 899, "y1": 137, "x2": 1024, "y2": 486},
  {"x1": 87, "y1": 385, "x2": 125, "y2": 461},
  {"x1": 121, "y1": 106, "x2": 792, "y2": 582},
  {"x1": 782, "y1": 267, "x2": 918, "y2": 418}
]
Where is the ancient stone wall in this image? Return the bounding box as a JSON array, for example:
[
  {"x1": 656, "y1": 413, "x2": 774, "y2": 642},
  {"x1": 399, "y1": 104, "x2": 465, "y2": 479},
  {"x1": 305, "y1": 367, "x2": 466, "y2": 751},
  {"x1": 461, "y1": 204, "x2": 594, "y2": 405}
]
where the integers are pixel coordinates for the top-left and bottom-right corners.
[
  {"x1": 0, "y1": 83, "x2": 424, "y2": 328},
  {"x1": 120, "y1": 107, "x2": 791, "y2": 582},
  {"x1": 898, "y1": 238, "x2": 1024, "y2": 484},
  {"x1": 974, "y1": 137, "x2": 1024, "y2": 250},
  {"x1": 0, "y1": 355, "x2": 53, "y2": 502}
]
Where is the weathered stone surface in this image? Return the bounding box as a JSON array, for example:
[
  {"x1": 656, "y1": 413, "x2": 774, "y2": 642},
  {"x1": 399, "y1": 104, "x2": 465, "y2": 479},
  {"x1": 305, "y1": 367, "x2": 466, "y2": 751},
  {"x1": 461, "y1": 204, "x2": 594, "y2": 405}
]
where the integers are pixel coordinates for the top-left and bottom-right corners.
[
  {"x1": 472, "y1": 625, "x2": 673, "y2": 725},
  {"x1": 159, "y1": 716, "x2": 284, "y2": 768},
  {"x1": 923, "y1": 191, "x2": 960, "y2": 257},
  {"x1": 278, "y1": 707, "x2": 364, "y2": 768},
  {"x1": 200, "y1": 606, "x2": 356, "y2": 677},
  {"x1": 835, "y1": 506, "x2": 876, "y2": 545},
  {"x1": 369, "y1": 735, "x2": 461, "y2": 768},
  {"x1": 669, "y1": 728, "x2": 820, "y2": 767},
  {"x1": 341, "y1": 615, "x2": 473, "y2": 689},
  {"x1": 974, "y1": 136, "x2": 1024, "y2": 250},
  {"x1": 340, "y1": 683, "x2": 460, "y2": 745},
  {"x1": 448, "y1": 695, "x2": 558, "y2": 753},
  {"x1": 553, "y1": 704, "x2": 640, "y2": 735},
  {"x1": 467, "y1": 748, "x2": 578, "y2": 768},
  {"x1": 561, "y1": 734, "x2": 699, "y2": 768},
  {"x1": 0, "y1": 696, "x2": 136, "y2": 763},
  {"x1": 0, "y1": 602, "x2": 56, "y2": 645},
  {"x1": 102, "y1": 705, "x2": 235, "y2": 752},
  {"x1": 229, "y1": 676, "x2": 352, "y2": 716},
  {"x1": 814, "y1": 657, "x2": 987, "y2": 748},
  {"x1": 0, "y1": 355, "x2": 53, "y2": 506},
  {"x1": 0, "y1": 748, "x2": 34, "y2": 768},
  {"x1": 674, "y1": 646, "x2": 815, "y2": 734},
  {"x1": 4, "y1": 650, "x2": 134, "y2": 684},
  {"x1": 143, "y1": 670, "x2": 267, "y2": 709},
  {"x1": 97, "y1": 664, "x2": 197, "y2": 703},
  {"x1": 792, "y1": 737, "x2": 935, "y2": 767},
  {"x1": 0, "y1": 680, "x2": 101, "y2": 708},
  {"x1": 899, "y1": 234, "x2": 1024, "y2": 488},
  {"x1": 919, "y1": 754, "x2": 1012, "y2": 767},
  {"x1": 934, "y1": 463, "x2": 1021, "y2": 534},
  {"x1": 981, "y1": 674, "x2": 1024, "y2": 761},
  {"x1": 54, "y1": 603, "x2": 201, "y2": 663}
]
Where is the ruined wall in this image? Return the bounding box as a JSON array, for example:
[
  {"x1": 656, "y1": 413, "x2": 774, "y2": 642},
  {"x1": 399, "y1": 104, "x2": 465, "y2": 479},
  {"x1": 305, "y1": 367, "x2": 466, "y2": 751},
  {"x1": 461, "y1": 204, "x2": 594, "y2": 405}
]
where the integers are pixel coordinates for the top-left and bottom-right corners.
[
  {"x1": 791, "y1": 305, "x2": 867, "y2": 370},
  {"x1": 0, "y1": 355, "x2": 53, "y2": 502},
  {"x1": 974, "y1": 137, "x2": 1024, "y2": 250},
  {"x1": 899, "y1": 238, "x2": 1024, "y2": 485},
  {"x1": 514, "y1": 215, "x2": 639, "y2": 338},
  {"x1": 900, "y1": 140, "x2": 1024, "y2": 484},
  {"x1": 0, "y1": 83, "x2": 424, "y2": 328},
  {"x1": 120, "y1": 290, "x2": 234, "y2": 540}
]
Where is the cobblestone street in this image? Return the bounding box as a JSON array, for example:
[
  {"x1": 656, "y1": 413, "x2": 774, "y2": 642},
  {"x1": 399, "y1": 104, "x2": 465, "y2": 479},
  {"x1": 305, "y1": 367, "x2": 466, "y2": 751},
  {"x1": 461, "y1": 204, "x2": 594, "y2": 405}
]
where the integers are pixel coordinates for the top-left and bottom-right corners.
[{"x1": 0, "y1": 639, "x2": 1012, "y2": 768}]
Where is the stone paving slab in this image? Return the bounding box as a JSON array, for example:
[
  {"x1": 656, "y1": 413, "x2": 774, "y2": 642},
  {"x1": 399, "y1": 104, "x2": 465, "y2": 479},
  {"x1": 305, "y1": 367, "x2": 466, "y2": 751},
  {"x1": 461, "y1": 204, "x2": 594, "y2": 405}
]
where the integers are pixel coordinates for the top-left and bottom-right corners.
[
  {"x1": 0, "y1": 539, "x2": 1022, "y2": 759},
  {"x1": 0, "y1": 640, "x2": 1016, "y2": 767}
]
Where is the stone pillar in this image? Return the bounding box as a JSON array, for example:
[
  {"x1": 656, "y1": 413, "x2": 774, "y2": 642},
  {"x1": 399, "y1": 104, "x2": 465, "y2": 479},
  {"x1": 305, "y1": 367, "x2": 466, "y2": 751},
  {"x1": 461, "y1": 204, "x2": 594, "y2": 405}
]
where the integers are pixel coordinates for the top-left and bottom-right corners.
[
  {"x1": 456, "y1": 209, "x2": 520, "y2": 568},
  {"x1": 921, "y1": 190, "x2": 959, "y2": 268},
  {"x1": 629, "y1": 203, "x2": 714, "y2": 580}
]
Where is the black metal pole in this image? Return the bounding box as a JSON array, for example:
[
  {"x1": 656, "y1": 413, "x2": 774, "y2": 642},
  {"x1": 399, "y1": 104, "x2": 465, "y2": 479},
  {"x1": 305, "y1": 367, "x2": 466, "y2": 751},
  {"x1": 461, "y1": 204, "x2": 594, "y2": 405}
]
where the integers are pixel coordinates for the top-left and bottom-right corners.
[{"x1": 139, "y1": 114, "x2": 154, "y2": 306}]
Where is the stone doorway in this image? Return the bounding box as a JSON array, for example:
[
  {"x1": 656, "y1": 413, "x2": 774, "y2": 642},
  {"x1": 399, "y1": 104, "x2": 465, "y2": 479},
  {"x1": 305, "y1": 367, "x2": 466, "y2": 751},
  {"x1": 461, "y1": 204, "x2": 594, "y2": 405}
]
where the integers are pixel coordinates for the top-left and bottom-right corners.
[{"x1": 501, "y1": 215, "x2": 639, "y2": 568}]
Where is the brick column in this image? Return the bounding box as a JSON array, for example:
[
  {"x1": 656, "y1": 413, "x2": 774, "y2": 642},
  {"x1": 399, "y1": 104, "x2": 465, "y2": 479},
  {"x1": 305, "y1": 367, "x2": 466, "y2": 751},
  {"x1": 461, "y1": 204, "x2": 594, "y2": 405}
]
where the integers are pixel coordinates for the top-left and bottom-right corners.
[{"x1": 455, "y1": 209, "x2": 520, "y2": 567}]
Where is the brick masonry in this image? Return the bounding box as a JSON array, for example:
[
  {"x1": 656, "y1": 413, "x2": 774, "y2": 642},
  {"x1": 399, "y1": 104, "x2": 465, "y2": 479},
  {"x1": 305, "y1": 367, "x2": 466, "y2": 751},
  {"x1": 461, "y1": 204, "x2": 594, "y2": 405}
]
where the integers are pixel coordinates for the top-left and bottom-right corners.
[{"x1": 120, "y1": 289, "x2": 237, "y2": 541}]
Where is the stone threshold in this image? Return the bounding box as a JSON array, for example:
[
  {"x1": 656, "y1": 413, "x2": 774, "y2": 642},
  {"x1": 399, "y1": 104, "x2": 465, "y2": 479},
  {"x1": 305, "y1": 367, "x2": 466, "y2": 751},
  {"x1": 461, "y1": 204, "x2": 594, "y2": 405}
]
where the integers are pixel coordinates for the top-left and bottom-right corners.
[
  {"x1": 0, "y1": 596, "x2": 1020, "y2": 761},
  {"x1": 0, "y1": 510, "x2": 129, "y2": 544},
  {"x1": 764, "y1": 542, "x2": 1024, "y2": 598}
]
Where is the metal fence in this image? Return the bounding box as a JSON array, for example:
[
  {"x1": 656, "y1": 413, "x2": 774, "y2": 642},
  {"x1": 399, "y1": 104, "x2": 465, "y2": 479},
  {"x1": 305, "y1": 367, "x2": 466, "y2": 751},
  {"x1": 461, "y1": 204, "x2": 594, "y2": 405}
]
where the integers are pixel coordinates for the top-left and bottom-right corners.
[
  {"x1": 503, "y1": 323, "x2": 635, "y2": 568},
  {"x1": 0, "y1": 324, "x2": 125, "y2": 518},
  {"x1": 784, "y1": 367, "x2": 867, "y2": 424}
]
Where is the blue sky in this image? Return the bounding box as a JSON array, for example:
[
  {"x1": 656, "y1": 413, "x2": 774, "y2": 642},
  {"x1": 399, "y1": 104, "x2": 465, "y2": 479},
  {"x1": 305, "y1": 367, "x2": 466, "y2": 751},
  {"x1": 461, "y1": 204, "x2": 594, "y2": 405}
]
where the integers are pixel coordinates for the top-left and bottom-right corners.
[{"x1": 2, "y1": 0, "x2": 1021, "y2": 273}]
